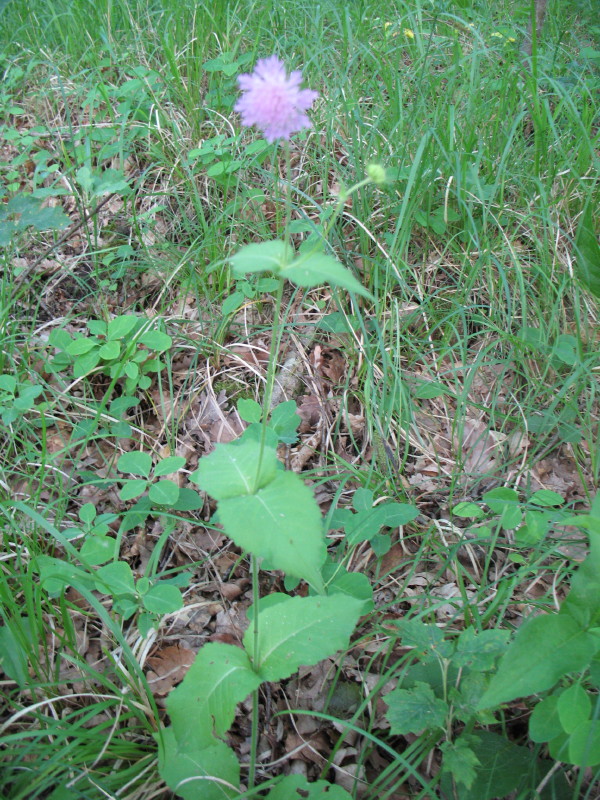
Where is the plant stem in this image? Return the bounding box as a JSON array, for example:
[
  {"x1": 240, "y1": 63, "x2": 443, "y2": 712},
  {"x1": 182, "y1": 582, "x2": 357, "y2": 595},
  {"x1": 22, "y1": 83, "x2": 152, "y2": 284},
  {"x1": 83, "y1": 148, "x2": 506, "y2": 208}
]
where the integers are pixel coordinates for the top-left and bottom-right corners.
[
  {"x1": 249, "y1": 140, "x2": 293, "y2": 787},
  {"x1": 248, "y1": 553, "x2": 260, "y2": 789}
]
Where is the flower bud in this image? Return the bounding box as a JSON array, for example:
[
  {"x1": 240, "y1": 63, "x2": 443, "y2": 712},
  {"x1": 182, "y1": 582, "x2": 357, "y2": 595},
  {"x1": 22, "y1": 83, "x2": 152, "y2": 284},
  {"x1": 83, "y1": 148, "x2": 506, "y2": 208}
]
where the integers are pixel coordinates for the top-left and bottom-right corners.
[{"x1": 366, "y1": 163, "x2": 387, "y2": 185}]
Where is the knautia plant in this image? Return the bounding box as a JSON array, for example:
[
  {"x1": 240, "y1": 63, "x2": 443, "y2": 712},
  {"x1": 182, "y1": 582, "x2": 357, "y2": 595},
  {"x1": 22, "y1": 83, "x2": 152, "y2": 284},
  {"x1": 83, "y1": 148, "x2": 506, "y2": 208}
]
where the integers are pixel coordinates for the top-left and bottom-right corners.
[{"x1": 157, "y1": 55, "x2": 380, "y2": 800}]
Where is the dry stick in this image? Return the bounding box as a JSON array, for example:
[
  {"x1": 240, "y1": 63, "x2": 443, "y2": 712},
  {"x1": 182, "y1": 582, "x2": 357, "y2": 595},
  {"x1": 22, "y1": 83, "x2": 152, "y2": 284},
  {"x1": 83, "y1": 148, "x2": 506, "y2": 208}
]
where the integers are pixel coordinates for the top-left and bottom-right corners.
[{"x1": 13, "y1": 192, "x2": 118, "y2": 287}]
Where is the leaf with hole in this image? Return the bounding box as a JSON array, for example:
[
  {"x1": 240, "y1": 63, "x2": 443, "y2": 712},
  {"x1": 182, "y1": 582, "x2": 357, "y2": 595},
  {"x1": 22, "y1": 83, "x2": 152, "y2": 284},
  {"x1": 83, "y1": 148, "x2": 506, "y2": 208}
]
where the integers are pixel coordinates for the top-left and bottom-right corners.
[
  {"x1": 167, "y1": 642, "x2": 261, "y2": 751},
  {"x1": 159, "y1": 728, "x2": 240, "y2": 800},
  {"x1": 265, "y1": 775, "x2": 352, "y2": 799}
]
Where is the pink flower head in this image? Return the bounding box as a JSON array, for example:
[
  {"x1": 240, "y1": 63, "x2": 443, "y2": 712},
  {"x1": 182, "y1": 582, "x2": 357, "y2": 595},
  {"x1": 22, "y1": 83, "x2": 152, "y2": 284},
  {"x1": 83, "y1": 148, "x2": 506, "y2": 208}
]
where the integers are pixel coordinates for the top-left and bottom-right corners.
[{"x1": 235, "y1": 55, "x2": 318, "y2": 142}]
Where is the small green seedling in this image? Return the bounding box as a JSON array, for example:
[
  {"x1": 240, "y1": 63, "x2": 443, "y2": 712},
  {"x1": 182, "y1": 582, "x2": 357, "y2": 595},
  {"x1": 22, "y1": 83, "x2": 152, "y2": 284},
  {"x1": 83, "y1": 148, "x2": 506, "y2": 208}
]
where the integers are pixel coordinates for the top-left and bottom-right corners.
[
  {"x1": 48, "y1": 314, "x2": 172, "y2": 393},
  {"x1": 0, "y1": 374, "x2": 43, "y2": 424}
]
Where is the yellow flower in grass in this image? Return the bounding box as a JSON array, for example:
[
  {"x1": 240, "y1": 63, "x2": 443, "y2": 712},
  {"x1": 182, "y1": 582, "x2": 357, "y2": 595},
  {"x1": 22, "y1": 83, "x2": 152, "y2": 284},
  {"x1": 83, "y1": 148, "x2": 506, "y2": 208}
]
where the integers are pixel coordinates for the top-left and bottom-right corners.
[
  {"x1": 403, "y1": 28, "x2": 415, "y2": 39},
  {"x1": 491, "y1": 31, "x2": 503, "y2": 39}
]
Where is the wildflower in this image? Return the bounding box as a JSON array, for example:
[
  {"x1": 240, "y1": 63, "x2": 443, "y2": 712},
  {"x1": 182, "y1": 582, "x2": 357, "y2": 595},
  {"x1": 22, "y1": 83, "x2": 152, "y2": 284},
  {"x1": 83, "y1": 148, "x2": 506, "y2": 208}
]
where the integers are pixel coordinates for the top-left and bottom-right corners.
[
  {"x1": 491, "y1": 31, "x2": 503, "y2": 38},
  {"x1": 507, "y1": 36, "x2": 516, "y2": 43},
  {"x1": 384, "y1": 21, "x2": 393, "y2": 29},
  {"x1": 366, "y1": 163, "x2": 387, "y2": 185},
  {"x1": 234, "y1": 55, "x2": 318, "y2": 143},
  {"x1": 403, "y1": 28, "x2": 415, "y2": 39}
]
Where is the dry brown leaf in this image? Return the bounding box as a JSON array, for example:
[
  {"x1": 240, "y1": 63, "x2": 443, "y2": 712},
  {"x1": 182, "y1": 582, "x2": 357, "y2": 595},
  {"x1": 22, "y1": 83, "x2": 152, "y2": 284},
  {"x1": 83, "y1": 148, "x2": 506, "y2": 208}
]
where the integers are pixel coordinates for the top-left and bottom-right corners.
[
  {"x1": 457, "y1": 418, "x2": 501, "y2": 475},
  {"x1": 296, "y1": 394, "x2": 323, "y2": 433},
  {"x1": 209, "y1": 410, "x2": 245, "y2": 444},
  {"x1": 319, "y1": 347, "x2": 346, "y2": 383},
  {"x1": 146, "y1": 644, "x2": 195, "y2": 696}
]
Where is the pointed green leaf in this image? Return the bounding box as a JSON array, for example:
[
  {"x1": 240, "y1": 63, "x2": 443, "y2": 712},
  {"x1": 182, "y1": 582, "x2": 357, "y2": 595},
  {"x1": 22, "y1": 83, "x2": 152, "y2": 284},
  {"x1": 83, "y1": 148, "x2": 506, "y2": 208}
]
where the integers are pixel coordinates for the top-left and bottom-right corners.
[
  {"x1": 117, "y1": 451, "x2": 153, "y2": 478},
  {"x1": 230, "y1": 240, "x2": 293, "y2": 276},
  {"x1": 269, "y1": 399, "x2": 300, "y2": 444},
  {"x1": 190, "y1": 439, "x2": 278, "y2": 500},
  {"x1": 154, "y1": 456, "x2": 187, "y2": 477},
  {"x1": 166, "y1": 642, "x2": 261, "y2": 751},
  {"x1": 395, "y1": 618, "x2": 453, "y2": 658},
  {"x1": 265, "y1": 775, "x2": 352, "y2": 799},
  {"x1": 107, "y1": 315, "x2": 139, "y2": 341},
  {"x1": 244, "y1": 594, "x2": 363, "y2": 682},
  {"x1": 477, "y1": 615, "x2": 599, "y2": 709},
  {"x1": 218, "y1": 470, "x2": 326, "y2": 590},
  {"x1": 139, "y1": 330, "x2": 172, "y2": 351},
  {"x1": 66, "y1": 338, "x2": 97, "y2": 356},
  {"x1": 574, "y1": 202, "x2": 600, "y2": 298},
  {"x1": 281, "y1": 253, "x2": 374, "y2": 300},
  {"x1": 119, "y1": 479, "x2": 148, "y2": 501},
  {"x1": 158, "y1": 727, "x2": 240, "y2": 800},
  {"x1": 149, "y1": 479, "x2": 180, "y2": 506},
  {"x1": 561, "y1": 527, "x2": 600, "y2": 627}
]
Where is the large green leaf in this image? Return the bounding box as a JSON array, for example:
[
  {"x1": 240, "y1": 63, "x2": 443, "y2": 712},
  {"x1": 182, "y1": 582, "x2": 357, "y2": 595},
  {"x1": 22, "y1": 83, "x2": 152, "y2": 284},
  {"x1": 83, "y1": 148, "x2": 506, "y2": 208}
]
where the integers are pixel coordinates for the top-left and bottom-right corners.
[
  {"x1": 158, "y1": 727, "x2": 239, "y2": 800},
  {"x1": 265, "y1": 775, "x2": 352, "y2": 799},
  {"x1": 230, "y1": 240, "x2": 293, "y2": 276},
  {"x1": 244, "y1": 594, "x2": 363, "y2": 681},
  {"x1": 444, "y1": 731, "x2": 531, "y2": 800},
  {"x1": 166, "y1": 643, "x2": 261, "y2": 751},
  {"x1": 574, "y1": 202, "x2": 600, "y2": 298},
  {"x1": 453, "y1": 628, "x2": 510, "y2": 671},
  {"x1": 561, "y1": 522, "x2": 600, "y2": 627},
  {"x1": 218, "y1": 470, "x2": 326, "y2": 590},
  {"x1": 568, "y1": 719, "x2": 600, "y2": 766},
  {"x1": 281, "y1": 253, "x2": 374, "y2": 300},
  {"x1": 477, "y1": 615, "x2": 599, "y2": 709},
  {"x1": 385, "y1": 681, "x2": 448, "y2": 734},
  {"x1": 190, "y1": 439, "x2": 278, "y2": 500}
]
